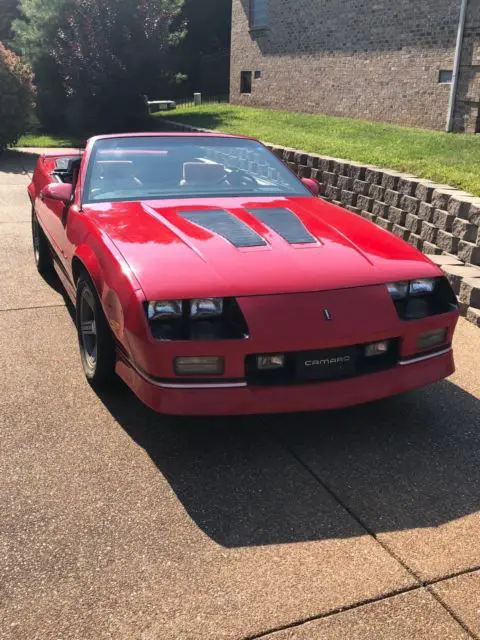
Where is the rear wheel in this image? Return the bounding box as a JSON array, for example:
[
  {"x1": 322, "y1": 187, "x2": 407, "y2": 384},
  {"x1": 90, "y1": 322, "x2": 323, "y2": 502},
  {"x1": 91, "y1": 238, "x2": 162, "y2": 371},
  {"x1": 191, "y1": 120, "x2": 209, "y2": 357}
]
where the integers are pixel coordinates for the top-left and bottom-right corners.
[
  {"x1": 76, "y1": 274, "x2": 116, "y2": 389},
  {"x1": 31, "y1": 207, "x2": 53, "y2": 275}
]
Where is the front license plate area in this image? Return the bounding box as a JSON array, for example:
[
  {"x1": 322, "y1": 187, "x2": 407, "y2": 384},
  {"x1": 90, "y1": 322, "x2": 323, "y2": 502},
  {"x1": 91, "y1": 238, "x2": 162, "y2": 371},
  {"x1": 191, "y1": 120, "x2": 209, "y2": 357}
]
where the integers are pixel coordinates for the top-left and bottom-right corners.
[{"x1": 295, "y1": 346, "x2": 357, "y2": 381}]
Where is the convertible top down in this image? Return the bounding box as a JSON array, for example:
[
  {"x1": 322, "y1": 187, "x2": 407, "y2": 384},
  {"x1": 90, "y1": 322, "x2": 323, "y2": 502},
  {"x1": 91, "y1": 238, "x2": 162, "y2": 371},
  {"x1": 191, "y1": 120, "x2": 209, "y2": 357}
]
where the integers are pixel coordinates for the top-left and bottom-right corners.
[{"x1": 28, "y1": 133, "x2": 459, "y2": 415}]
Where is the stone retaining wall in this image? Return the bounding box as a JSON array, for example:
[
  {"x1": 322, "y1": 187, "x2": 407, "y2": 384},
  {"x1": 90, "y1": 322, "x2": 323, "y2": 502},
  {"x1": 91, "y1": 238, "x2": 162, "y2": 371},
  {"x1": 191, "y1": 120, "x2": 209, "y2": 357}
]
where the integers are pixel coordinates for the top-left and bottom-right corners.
[{"x1": 162, "y1": 119, "x2": 480, "y2": 327}]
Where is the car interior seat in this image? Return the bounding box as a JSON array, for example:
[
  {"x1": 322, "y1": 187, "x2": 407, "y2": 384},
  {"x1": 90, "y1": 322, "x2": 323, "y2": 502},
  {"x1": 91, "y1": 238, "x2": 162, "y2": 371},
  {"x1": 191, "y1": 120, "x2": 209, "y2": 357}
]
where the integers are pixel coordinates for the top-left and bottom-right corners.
[
  {"x1": 180, "y1": 162, "x2": 226, "y2": 187},
  {"x1": 93, "y1": 160, "x2": 143, "y2": 193}
]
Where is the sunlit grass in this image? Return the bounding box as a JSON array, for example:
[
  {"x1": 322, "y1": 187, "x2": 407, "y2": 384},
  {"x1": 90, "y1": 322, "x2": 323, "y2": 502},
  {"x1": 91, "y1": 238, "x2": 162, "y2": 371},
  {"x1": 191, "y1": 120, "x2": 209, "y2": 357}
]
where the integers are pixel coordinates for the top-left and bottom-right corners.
[{"x1": 15, "y1": 133, "x2": 83, "y2": 148}]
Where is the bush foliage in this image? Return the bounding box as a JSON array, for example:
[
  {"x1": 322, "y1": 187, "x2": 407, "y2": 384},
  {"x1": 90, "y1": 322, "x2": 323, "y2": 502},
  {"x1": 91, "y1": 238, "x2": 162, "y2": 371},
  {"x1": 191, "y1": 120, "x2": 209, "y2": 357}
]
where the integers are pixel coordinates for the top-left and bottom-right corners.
[
  {"x1": 0, "y1": 0, "x2": 21, "y2": 43},
  {"x1": 14, "y1": 0, "x2": 185, "y2": 136},
  {"x1": 0, "y1": 41, "x2": 34, "y2": 150}
]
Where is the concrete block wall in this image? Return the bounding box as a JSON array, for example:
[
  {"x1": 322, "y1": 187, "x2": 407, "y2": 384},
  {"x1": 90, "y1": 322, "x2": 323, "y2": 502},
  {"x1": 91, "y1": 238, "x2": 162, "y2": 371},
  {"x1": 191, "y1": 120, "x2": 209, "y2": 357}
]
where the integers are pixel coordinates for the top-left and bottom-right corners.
[{"x1": 162, "y1": 119, "x2": 480, "y2": 328}]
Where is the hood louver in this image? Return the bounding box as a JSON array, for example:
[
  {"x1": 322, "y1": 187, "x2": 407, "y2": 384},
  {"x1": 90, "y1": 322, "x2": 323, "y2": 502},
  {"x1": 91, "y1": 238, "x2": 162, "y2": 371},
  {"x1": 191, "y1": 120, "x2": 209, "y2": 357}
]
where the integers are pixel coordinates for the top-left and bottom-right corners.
[
  {"x1": 247, "y1": 207, "x2": 316, "y2": 244},
  {"x1": 179, "y1": 210, "x2": 266, "y2": 248}
]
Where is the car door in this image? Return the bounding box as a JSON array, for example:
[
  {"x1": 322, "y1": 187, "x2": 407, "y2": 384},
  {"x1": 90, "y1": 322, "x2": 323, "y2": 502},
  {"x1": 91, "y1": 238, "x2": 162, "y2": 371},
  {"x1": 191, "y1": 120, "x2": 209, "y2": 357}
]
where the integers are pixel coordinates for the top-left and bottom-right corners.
[
  {"x1": 36, "y1": 190, "x2": 70, "y2": 261},
  {"x1": 35, "y1": 157, "x2": 79, "y2": 263}
]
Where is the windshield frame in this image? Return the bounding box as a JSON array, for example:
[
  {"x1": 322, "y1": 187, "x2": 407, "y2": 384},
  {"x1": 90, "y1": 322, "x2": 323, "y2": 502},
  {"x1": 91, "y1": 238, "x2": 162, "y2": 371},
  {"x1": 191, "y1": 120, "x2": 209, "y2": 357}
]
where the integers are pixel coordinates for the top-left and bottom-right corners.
[{"x1": 81, "y1": 135, "x2": 313, "y2": 205}]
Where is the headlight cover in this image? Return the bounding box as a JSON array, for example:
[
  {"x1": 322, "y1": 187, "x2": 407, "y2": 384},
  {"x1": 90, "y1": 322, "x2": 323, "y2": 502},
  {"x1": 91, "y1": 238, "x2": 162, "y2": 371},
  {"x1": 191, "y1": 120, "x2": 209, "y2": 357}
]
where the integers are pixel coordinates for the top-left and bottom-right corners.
[
  {"x1": 190, "y1": 298, "x2": 224, "y2": 319},
  {"x1": 148, "y1": 300, "x2": 183, "y2": 320},
  {"x1": 409, "y1": 278, "x2": 436, "y2": 296},
  {"x1": 145, "y1": 298, "x2": 248, "y2": 341},
  {"x1": 386, "y1": 279, "x2": 436, "y2": 300},
  {"x1": 387, "y1": 281, "x2": 409, "y2": 300}
]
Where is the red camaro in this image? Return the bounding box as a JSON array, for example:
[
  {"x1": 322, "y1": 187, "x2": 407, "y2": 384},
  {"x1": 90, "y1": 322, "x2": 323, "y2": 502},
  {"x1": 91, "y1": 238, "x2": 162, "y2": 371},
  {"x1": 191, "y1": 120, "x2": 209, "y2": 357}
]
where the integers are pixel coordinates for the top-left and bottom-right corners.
[{"x1": 29, "y1": 133, "x2": 459, "y2": 415}]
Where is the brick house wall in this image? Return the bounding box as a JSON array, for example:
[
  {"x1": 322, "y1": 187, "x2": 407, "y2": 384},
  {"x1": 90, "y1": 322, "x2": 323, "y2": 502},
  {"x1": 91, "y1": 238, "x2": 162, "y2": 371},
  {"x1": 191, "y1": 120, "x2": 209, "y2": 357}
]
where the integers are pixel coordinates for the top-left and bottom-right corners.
[{"x1": 230, "y1": 0, "x2": 480, "y2": 132}]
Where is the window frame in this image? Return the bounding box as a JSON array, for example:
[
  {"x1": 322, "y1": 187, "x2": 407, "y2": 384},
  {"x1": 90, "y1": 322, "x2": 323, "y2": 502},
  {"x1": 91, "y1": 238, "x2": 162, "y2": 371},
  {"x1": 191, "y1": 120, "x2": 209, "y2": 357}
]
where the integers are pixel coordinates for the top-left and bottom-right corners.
[
  {"x1": 438, "y1": 70, "x2": 453, "y2": 84},
  {"x1": 249, "y1": 0, "x2": 268, "y2": 30},
  {"x1": 240, "y1": 70, "x2": 253, "y2": 95}
]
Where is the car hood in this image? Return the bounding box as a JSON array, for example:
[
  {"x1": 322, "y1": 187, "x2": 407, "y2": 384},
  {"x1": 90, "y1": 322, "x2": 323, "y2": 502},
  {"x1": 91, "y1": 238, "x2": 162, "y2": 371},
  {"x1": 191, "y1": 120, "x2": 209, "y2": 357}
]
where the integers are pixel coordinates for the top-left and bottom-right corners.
[{"x1": 84, "y1": 196, "x2": 441, "y2": 299}]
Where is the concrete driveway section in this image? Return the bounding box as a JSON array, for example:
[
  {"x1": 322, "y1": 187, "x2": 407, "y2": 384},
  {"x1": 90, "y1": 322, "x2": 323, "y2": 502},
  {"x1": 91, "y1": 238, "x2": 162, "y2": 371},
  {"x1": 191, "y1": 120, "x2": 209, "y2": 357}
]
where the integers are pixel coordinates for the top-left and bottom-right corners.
[
  {"x1": 260, "y1": 590, "x2": 470, "y2": 639},
  {"x1": 0, "y1": 149, "x2": 479, "y2": 639},
  {"x1": 432, "y1": 570, "x2": 480, "y2": 638},
  {"x1": 0, "y1": 222, "x2": 66, "y2": 310}
]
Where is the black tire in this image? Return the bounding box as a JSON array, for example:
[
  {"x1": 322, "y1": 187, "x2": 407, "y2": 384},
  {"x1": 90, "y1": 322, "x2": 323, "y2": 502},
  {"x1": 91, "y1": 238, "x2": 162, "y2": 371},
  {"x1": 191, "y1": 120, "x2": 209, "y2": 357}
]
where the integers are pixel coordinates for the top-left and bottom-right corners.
[
  {"x1": 32, "y1": 207, "x2": 53, "y2": 275},
  {"x1": 76, "y1": 273, "x2": 116, "y2": 389}
]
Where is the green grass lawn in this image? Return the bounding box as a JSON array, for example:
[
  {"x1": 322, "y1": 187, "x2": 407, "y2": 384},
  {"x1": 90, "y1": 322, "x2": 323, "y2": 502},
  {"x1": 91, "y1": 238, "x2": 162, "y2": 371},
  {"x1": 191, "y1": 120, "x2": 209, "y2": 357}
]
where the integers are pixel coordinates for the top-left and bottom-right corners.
[
  {"x1": 155, "y1": 104, "x2": 480, "y2": 196},
  {"x1": 16, "y1": 133, "x2": 84, "y2": 148}
]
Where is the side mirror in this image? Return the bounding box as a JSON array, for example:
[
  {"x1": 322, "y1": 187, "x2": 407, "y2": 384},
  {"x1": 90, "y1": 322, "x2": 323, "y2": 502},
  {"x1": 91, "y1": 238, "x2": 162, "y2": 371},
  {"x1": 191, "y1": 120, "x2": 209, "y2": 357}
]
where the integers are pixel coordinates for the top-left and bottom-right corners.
[
  {"x1": 301, "y1": 177, "x2": 321, "y2": 197},
  {"x1": 40, "y1": 182, "x2": 73, "y2": 203}
]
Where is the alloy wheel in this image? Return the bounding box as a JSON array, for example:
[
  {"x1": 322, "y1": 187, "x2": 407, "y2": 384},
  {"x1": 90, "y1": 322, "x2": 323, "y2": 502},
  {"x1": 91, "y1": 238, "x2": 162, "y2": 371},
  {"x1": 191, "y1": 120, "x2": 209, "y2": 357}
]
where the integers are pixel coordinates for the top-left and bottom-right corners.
[
  {"x1": 79, "y1": 287, "x2": 98, "y2": 371},
  {"x1": 32, "y1": 215, "x2": 40, "y2": 264}
]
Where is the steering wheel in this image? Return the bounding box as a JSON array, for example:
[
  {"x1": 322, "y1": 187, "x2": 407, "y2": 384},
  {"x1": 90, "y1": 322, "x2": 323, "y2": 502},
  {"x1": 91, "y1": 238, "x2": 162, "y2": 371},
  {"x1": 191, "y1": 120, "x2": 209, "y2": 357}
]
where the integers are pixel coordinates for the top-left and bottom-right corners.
[{"x1": 226, "y1": 170, "x2": 258, "y2": 187}]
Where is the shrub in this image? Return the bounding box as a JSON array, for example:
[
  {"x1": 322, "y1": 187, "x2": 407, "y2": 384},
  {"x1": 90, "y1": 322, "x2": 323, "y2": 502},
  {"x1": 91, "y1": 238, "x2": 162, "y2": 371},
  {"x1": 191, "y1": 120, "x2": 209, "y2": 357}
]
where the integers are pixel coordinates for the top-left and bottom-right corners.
[
  {"x1": 13, "y1": 0, "x2": 70, "y2": 132},
  {"x1": 0, "y1": 41, "x2": 35, "y2": 150},
  {"x1": 49, "y1": 0, "x2": 185, "y2": 137},
  {"x1": 33, "y1": 54, "x2": 69, "y2": 133}
]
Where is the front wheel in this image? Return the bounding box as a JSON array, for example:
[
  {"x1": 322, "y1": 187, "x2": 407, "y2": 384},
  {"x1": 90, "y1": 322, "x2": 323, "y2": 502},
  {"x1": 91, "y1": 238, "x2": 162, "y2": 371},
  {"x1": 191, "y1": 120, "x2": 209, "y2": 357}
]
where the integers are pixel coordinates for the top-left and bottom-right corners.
[
  {"x1": 31, "y1": 207, "x2": 53, "y2": 275},
  {"x1": 76, "y1": 274, "x2": 116, "y2": 389}
]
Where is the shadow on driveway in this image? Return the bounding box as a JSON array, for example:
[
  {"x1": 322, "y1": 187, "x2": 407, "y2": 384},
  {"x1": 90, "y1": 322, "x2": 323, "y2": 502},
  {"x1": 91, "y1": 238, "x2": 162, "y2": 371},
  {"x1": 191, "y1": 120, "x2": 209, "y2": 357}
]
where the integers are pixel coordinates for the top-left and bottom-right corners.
[
  {"x1": 0, "y1": 149, "x2": 39, "y2": 175},
  {"x1": 94, "y1": 374, "x2": 480, "y2": 548},
  {"x1": 57, "y1": 276, "x2": 480, "y2": 549}
]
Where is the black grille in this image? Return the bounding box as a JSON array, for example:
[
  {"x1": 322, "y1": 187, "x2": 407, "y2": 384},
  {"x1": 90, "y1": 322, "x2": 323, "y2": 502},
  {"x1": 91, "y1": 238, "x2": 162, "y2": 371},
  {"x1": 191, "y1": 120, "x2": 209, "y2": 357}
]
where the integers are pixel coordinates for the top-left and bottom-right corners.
[
  {"x1": 246, "y1": 340, "x2": 400, "y2": 386},
  {"x1": 247, "y1": 207, "x2": 316, "y2": 244},
  {"x1": 179, "y1": 210, "x2": 266, "y2": 248}
]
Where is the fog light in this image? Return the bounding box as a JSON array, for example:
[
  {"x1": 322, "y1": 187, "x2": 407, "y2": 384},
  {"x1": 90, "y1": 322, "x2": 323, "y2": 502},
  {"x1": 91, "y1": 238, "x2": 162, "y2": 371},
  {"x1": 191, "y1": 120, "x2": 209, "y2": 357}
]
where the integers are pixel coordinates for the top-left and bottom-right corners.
[
  {"x1": 365, "y1": 340, "x2": 390, "y2": 357},
  {"x1": 417, "y1": 328, "x2": 447, "y2": 351},
  {"x1": 257, "y1": 354, "x2": 285, "y2": 370},
  {"x1": 174, "y1": 356, "x2": 224, "y2": 375}
]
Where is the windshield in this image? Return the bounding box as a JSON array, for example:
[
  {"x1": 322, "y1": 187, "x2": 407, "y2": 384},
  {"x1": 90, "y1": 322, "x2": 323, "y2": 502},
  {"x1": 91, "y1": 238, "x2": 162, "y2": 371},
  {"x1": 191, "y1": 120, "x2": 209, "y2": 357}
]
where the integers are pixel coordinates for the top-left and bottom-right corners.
[{"x1": 83, "y1": 136, "x2": 311, "y2": 203}]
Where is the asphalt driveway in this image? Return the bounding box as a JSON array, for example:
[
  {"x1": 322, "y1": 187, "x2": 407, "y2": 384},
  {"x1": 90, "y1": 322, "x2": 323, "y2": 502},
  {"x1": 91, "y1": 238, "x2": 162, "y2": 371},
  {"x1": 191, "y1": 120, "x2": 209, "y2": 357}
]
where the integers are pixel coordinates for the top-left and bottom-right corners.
[{"x1": 1, "y1": 149, "x2": 479, "y2": 640}]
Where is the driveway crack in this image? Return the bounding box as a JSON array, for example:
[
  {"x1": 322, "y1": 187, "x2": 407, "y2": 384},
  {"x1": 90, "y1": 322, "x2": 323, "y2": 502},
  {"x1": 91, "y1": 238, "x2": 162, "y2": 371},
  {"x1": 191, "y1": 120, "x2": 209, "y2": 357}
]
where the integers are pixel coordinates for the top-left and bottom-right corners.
[
  {"x1": 0, "y1": 303, "x2": 66, "y2": 313},
  {"x1": 261, "y1": 421, "x2": 478, "y2": 640}
]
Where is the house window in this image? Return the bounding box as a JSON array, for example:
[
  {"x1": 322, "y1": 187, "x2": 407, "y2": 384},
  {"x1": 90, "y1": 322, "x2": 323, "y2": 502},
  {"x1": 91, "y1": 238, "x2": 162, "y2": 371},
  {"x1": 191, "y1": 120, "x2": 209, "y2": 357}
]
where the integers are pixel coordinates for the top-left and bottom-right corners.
[
  {"x1": 250, "y1": 0, "x2": 268, "y2": 29},
  {"x1": 240, "y1": 71, "x2": 252, "y2": 94},
  {"x1": 439, "y1": 70, "x2": 453, "y2": 84}
]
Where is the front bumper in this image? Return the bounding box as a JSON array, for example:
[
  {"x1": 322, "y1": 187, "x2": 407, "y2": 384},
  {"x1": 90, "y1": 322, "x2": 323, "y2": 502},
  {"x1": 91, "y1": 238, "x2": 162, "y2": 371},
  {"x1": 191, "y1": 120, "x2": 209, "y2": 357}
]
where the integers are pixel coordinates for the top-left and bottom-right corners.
[{"x1": 115, "y1": 347, "x2": 455, "y2": 416}]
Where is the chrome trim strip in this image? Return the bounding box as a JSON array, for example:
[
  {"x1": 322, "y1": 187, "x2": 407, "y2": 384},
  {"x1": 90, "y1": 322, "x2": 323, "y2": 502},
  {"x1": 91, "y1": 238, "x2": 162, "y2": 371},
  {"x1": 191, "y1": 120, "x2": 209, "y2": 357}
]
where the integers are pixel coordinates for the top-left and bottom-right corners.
[
  {"x1": 120, "y1": 353, "x2": 247, "y2": 389},
  {"x1": 154, "y1": 381, "x2": 247, "y2": 389},
  {"x1": 399, "y1": 346, "x2": 452, "y2": 366}
]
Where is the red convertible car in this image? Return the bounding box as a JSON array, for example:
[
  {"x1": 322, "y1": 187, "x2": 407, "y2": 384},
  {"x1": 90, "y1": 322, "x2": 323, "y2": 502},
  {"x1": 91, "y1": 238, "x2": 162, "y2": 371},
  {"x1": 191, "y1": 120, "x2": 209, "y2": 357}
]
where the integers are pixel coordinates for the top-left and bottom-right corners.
[{"x1": 28, "y1": 133, "x2": 459, "y2": 415}]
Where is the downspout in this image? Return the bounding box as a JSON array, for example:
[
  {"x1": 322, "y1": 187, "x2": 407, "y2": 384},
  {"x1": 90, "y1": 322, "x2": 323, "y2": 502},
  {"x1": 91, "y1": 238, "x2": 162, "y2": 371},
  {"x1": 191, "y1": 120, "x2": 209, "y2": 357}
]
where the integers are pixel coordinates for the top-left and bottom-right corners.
[{"x1": 446, "y1": 0, "x2": 468, "y2": 132}]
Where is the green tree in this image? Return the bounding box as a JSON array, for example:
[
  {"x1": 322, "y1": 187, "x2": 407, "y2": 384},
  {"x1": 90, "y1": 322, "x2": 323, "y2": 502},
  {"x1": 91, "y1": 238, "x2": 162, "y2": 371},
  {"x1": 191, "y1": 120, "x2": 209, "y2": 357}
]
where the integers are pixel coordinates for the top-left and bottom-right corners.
[
  {"x1": 0, "y1": 41, "x2": 35, "y2": 149},
  {"x1": 0, "y1": 0, "x2": 20, "y2": 44},
  {"x1": 13, "y1": 0, "x2": 66, "y2": 60},
  {"x1": 13, "y1": 0, "x2": 185, "y2": 135},
  {"x1": 13, "y1": 0, "x2": 70, "y2": 131}
]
